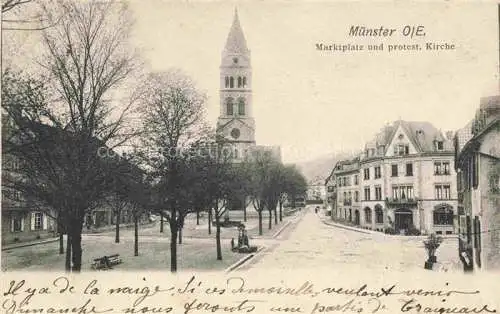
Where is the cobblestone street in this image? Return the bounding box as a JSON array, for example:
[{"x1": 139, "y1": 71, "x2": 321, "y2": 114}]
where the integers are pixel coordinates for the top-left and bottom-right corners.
[{"x1": 240, "y1": 206, "x2": 462, "y2": 273}]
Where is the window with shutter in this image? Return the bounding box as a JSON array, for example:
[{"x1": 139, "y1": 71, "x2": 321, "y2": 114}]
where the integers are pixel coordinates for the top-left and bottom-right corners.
[{"x1": 472, "y1": 154, "x2": 479, "y2": 189}]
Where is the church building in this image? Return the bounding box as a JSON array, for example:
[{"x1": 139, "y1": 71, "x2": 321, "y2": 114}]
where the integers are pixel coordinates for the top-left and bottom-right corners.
[
  {"x1": 216, "y1": 9, "x2": 281, "y2": 213},
  {"x1": 216, "y1": 9, "x2": 281, "y2": 163},
  {"x1": 216, "y1": 9, "x2": 256, "y2": 161}
]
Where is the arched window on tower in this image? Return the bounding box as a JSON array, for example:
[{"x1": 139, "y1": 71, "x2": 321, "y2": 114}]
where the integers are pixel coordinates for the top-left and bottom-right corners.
[
  {"x1": 229, "y1": 77, "x2": 234, "y2": 88},
  {"x1": 237, "y1": 77, "x2": 242, "y2": 88},
  {"x1": 225, "y1": 76, "x2": 229, "y2": 88},
  {"x1": 237, "y1": 98, "x2": 245, "y2": 116},
  {"x1": 226, "y1": 97, "x2": 234, "y2": 116},
  {"x1": 242, "y1": 77, "x2": 247, "y2": 88}
]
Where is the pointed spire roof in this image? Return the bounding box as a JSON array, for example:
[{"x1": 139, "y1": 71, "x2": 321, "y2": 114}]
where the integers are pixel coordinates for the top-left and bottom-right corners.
[{"x1": 224, "y1": 8, "x2": 249, "y2": 54}]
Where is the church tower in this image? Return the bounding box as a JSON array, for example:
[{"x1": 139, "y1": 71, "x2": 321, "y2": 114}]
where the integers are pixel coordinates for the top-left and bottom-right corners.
[{"x1": 216, "y1": 9, "x2": 256, "y2": 160}]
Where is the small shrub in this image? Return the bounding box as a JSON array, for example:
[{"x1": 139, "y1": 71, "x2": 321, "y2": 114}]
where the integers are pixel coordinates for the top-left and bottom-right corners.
[
  {"x1": 407, "y1": 225, "x2": 421, "y2": 236},
  {"x1": 385, "y1": 227, "x2": 396, "y2": 235}
]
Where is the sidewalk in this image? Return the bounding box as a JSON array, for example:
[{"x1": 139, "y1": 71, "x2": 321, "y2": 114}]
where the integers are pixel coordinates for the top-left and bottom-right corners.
[
  {"x1": 2, "y1": 237, "x2": 59, "y2": 251},
  {"x1": 319, "y1": 214, "x2": 458, "y2": 240},
  {"x1": 2, "y1": 222, "x2": 156, "y2": 251},
  {"x1": 82, "y1": 221, "x2": 155, "y2": 234}
]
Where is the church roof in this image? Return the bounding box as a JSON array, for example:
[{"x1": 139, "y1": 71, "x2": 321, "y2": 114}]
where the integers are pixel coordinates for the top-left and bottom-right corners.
[{"x1": 224, "y1": 9, "x2": 249, "y2": 54}]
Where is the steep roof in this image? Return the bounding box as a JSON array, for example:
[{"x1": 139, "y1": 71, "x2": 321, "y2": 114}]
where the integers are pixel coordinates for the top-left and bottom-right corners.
[
  {"x1": 455, "y1": 120, "x2": 474, "y2": 154},
  {"x1": 402, "y1": 121, "x2": 452, "y2": 152},
  {"x1": 366, "y1": 120, "x2": 453, "y2": 154},
  {"x1": 224, "y1": 9, "x2": 249, "y2": 54}
]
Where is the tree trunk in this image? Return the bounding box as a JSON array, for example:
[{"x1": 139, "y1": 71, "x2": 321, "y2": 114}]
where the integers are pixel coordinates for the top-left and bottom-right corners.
[
  {"x1": 170, "y1": 223, "x2": 178, "y2": 273},
  {"x1": 70, "y1": 222, "x2": 83, "y2": 272},
  {"x1": 208, "y1": 209, "x2": 212, "y2": 235},
  {"x1": 279, "y1": 200, "x2": 283, "y2": 222},
  {"x1": 178, "y1": 228, "x2": 183, "y2": 244},
  {"x1": 196, "y1": 210, "x2": 200, "y2": 225},
  {"x1": 274, "y1": 206, "x2": 278, "y2": 225},
  {"x1": 160, "y1": 212, "x2": 164, "y2": 233},
  {"x1": 268, "y1": 209, "x2": 272, "y2": 230},
  {"x1": 243, "y1": 205, "x2": 247, "y2": 222},
  {"x1": 59, "y1": 233, "x2": 64, "y2": 255},
  {"x1": 65, "y1": 234, "x2": 71, "y2": 272},
  {"x1": 115, "y1": 211, "x2": 120, "y2": 243},
  {"x1": 134, "y1": 215, "x2": 139, "y2": 257},
  {"x1": 216, "y1": 212, "x2": 222, "y2": 261},
  {"x1": 258, "y1": 210, "x2": 263, "y2": 236}
]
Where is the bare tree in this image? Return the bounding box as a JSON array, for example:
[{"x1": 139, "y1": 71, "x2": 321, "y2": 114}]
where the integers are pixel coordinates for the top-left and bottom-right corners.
[
  {"x1": 136, "y1": 69, "x2": 210, "y2": 272},
  {"x1": 2, "y1": 0, "x2": 63, "y2": 32},
  {"x1": 243, "y1": 150, "x2": 288, "y2": 235},
  {"x1": 206, "y1": 139, "x2": 241, "y2": 260},
  {"x1": 2, "y1": 0, "x2": 138, "y2": 272}
]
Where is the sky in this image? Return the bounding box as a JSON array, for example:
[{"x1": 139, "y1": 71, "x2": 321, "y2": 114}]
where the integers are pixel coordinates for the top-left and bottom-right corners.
[{"x1": 3, "y1": 1, "x2": 499, "y2": 163}]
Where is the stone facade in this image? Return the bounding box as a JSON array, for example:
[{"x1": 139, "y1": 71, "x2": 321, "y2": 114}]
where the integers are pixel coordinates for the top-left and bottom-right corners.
[
  {"x1": 330, "y1": 120, "x2": 458, "y2": 235},
  {"x1": 455, "y1": 95, "x2": 500, "y2": 272}
]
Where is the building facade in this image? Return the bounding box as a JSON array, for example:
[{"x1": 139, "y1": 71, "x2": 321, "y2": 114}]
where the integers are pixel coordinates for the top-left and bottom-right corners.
[
  {"x1": 455, "y1": 95, "x2": 500, "y2": 272},
  {"x1": 1, "y1": 114, "x2": 57, "y2": 245},
  {"x1": 331, "y1": 120, "x2": 458, "y2": 235},
  {"x1": 324, "y1": 171, "x2": 337, "y2": 213},
  {"x1": 332, "y1": 158, "x2": 361, "y2": 223}
]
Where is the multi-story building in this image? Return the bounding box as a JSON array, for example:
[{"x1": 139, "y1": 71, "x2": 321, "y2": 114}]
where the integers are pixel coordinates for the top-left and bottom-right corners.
[
  {"x1": 455, "y1": 95, "x2": 500, "y2": 272},
  {"x1": 332, "y1": 158, "x2": 361, "y2": 223},
  {"x1": 324, "y1": 170, "x2": 337, "y2": 214},
  {"x1": 331, "y1": 120, "x2": 458, "y2": 235}
]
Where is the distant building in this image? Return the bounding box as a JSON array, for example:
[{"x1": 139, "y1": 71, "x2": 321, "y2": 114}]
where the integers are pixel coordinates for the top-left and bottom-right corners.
[
  {"x1": 332, "y1": 158, "x2": 361, "y2": 223},
  {"x1": 307, "y1": 184, "x2": 325, "y2": 201},
  {"x1": 455, "y1": 95, "x2": 500, "y2": 272},
  {"x1": 330, "y1": 120, "x2": 458, "y2": 235}
]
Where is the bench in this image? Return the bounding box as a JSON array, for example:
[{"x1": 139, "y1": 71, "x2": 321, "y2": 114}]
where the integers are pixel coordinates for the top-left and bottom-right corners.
[{"x1": 91, "y1": 254, "x2": 122, "y2": 270}]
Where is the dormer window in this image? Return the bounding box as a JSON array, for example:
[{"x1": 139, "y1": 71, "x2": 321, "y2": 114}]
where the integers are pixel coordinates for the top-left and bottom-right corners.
[
  {"x1": 394, "y1": 144, "x2": 409, "y2": 156},
  {"x1": 436, "y1": 141, "x2": 444, "y2": 150}
]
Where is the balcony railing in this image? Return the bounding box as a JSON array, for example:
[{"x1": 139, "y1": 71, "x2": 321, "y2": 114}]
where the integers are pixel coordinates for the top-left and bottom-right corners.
[
  {"x1": 385, "y1": 197, "x2": 418, "y2": 207},
  {"x1": 343, "y1": 199, "x2": 352, "y2": 206}
]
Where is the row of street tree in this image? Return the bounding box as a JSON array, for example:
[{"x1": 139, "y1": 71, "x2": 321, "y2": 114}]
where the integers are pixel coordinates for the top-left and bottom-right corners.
[{"x1": 1, "y1": 0, "x2": 307, "y2": 272}]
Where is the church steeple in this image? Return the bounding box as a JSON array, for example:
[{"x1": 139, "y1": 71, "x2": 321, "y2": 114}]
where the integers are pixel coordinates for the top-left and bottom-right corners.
[
  {"x1": 223, "y1": 8, "x2": 249, "y2": 54},
  {"x1": 217, "y1": 8, "x2": 256, "y2": 159}
]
